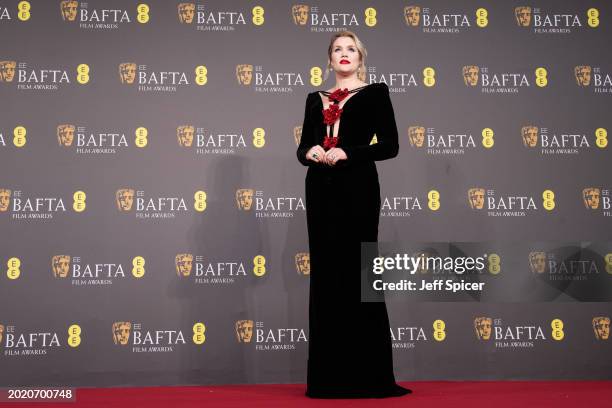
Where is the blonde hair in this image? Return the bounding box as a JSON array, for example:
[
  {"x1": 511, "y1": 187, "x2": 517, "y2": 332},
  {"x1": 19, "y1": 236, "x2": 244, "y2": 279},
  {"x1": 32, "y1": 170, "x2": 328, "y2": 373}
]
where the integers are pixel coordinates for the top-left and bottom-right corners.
[{"x1": 324, "y1": 30, "x2": 367, "y2": 82}]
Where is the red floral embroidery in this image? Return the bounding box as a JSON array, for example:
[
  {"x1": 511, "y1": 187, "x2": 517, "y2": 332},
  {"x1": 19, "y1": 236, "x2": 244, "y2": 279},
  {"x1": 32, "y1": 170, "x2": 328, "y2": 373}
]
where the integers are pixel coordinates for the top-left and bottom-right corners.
[
  {"x1": 328, "y1": 87, "x2": 349, "y2": 103},
  {"x1": 323, "y1": 135, "x2": 338, "y2": 150},
  {"x1": 322, "y1": 104, "x2": 343, "y2": 126}
]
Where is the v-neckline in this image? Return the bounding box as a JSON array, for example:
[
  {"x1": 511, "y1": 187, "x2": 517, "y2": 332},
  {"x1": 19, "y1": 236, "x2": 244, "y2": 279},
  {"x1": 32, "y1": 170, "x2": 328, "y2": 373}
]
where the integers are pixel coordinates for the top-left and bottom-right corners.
[{"x1": 315, "y1": 83, "x2": 374, "y2": 140}]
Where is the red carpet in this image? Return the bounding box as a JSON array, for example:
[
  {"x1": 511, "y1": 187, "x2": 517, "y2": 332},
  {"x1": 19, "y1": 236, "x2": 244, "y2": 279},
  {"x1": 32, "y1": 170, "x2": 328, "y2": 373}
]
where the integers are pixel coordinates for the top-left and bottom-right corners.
[{"x1": 16, "y1": 381, "x2": 612, "y2": 407}]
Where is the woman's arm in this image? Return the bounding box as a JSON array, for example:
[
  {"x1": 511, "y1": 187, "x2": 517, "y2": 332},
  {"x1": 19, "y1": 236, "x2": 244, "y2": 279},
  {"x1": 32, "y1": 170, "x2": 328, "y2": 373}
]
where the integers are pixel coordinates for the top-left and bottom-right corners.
[
  {"x1": 342, "y1": 83, "x2": 399, "y2": 163},
  {"x1": 296, "y1": 92, "x2": 318, "y2": 166}
]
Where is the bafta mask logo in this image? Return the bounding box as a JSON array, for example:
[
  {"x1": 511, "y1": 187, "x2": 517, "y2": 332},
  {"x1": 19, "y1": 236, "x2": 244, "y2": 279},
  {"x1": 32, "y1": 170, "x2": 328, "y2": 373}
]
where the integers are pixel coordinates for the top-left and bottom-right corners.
[
  {"x1": 178, "y1": 3, "x2": 195, "y2": 24},
  {"x1": 295, "y1": 252, "x2": 310, "y2": 275},
  {"x1": 116, "y1": 188, "x2": 135, "y2": 211},
  {"x1": 235, "y1": 319, "x2": 254, "y2": 343},
  {"x1": 468, "y1": 188, "x2": 485, "y2": 210},
  {"x1": 236, "y1": 188, "x2": 254, "y2": 211},
  {"x1": 119, "y1": 63, "x2": 137, "y2": 84},
  {"x1": 404, "y1": 6, "x2": 421, "y2": 26},
  {"x1": 291, "y1": 4, "x2": 309, "y2": 25},
  {"x1": 408, "y1": 126, "x2": 425, "y2": 147},
  {"x1": 0, "y1": 324, "x2": 3, "y2": 343},
  {"x1": 574, "y1": 65, "x2": 592, "y2": 86},
  {"x1": 112, "y1": 321, "x2": 131, "y2": 345},
  {"x1": 175, "y1": 253, "x2": 194, "y2": 277},
  {"x1": 60, "y1": 0, "x2": 78, "y2": 22},
  {"x1": 582, "y1": 187, "x2": 601, "y2": 209},
  {"x1": 51, "y1": 255, "x2": 71, "y2": 278},
  {"x1": 236, "y1": 64, "x2": 253, "y2": 85},
  {"x1": 521, "y1": 125, "x2": 538, "y2": 147},
  {"x1": 474, "y1": 317, "x2": 492, "y2": 340},
  {"x1": 514, "y1": 6, "x2": 532, "y2": 27},
  {"x1": 0, "y1": 189, "x2": 11, "y2": 212},
  {"x1": 177, "y1": 125, "x2": 195, "y2": 147},
  {"x1": 592, "y1": 316, "x2": 610, "y2": 340},
  {"x1": 528, "y1": 251, "x2": 546, "y2": 274},
  {"x1": 57, "y1": 124, "x2": 76, "y2": 146},
  {"x1": 462, "y1": 66, "x2": 479, "y2": 86},
  {"x1": 0, "y1": 60, "x2": 16, "y2": 82},
  {"x1": 293, "y1": 126, "x2": 302, "y2": 146}
]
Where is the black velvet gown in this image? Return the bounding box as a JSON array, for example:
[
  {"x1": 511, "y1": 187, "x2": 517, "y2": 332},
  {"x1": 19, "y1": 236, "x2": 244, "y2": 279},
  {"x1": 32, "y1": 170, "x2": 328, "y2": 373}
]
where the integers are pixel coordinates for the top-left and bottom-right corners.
[{"x1": 296, "y1": 83, "x2": 410, "y2": 398}]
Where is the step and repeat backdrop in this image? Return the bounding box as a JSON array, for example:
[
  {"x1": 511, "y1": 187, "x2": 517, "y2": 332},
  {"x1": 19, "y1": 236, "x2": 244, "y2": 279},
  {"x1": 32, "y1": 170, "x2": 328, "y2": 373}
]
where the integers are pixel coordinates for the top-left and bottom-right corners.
[{"x1": 0, "y1": 0, "x2": 611, "y2": 387}]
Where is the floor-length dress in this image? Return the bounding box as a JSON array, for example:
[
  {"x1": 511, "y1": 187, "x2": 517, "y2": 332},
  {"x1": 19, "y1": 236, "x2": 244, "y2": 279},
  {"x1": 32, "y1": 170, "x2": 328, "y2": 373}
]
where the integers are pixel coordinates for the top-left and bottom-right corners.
[{"x1": 296, "y1": 83, "x2": 410, "y2": 398}]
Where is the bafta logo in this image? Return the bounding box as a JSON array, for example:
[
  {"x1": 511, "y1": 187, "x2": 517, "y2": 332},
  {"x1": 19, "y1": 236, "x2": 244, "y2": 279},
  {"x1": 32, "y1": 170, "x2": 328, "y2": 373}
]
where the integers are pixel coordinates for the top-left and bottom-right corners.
[
  {"x1": 0, "y1": 189, "x2": 11, "y2": 212},
  {"x1": 175, "y1": 253, "x2": 194, "y2": 277},
  {"x1": 60, "y1": 0, "x2": 78, "y2": 22},
  {"x1": 514, "y1": 6, "x2": 532, "y2": 26},
  {"x1": 293, "y1": 126, "x2": 302, "y2": 146},
  {"x1": 57, "y1": 124, "x2": 76, "y2": 146},
  {"x1": 177, "y1": 125, "x2": 195, "y2": 147},
  {"x1": 112, "y1": 321, "x2": 131, "y2": 345},
  {"x1": 0, "y1": 61, "x2": 16, "y2": 82},
  {"x1": 116, "y1": 188, "x2": 135, "y2": 211},
  {"x1": 474, "y1": 317, "x2": 492, "y2": 340},
  {"x1": 291, "y1": 4, "x2": 309, "y2": 25},
  {"x1": 51, "y1": 255, "x2": 71, "y2": 278},
  {"x1": 295, "y1": 252, "x2": 310, "y2": 275},
  {"x1": 528, "y1": 251, "x2": 546, "y2": 274},
  {"x1": 574, "y1": 65, "x2": 592, "y2": 86},
  {"x1": 0, "y1": 324, "x2": 3, "y2": 343},
  {"x1": 235, "y1": 320, "x2": 254, "y2": 343},
  {"x1": 408, "y1": 126, "x2": 425, "y2": 147},
  {"x1": 119, "y1": 63, "x2": 137, "y2": 84},
  {"x1": 236, "y1": 64, "x2": 253, "y2": 85},
  {"x1": 582, "y1": 187, "x2": 601, "y2": 209},
  {"x1": 177, "y1": 3, "x2": 195, "y2": 24},
  {"x1": 521, "y1": 125, "x2": 538, "y2": 147},
  {"x1": 593, "y1": 317, "x2": 610, "y2": 340},
  {"x1": 462, "y1": 66, "x2": 479, "y2": 86},
  {"x1": 468, "y1": 188, "x2": 485, "y2": 210},
  {"x1": 404, "y1": 6, "x2": 421, "y2": 26},
  {"x1": 236, "y1": 189, "x2": 254, "y2": 211}
]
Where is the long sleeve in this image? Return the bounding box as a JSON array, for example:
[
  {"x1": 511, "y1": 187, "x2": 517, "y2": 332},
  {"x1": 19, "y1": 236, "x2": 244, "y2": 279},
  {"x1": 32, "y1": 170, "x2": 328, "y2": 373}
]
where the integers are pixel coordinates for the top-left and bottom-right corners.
[
  {"x1": 296, "y1": 92, "x2": 318, "y2": 166},
  {"x1": 342, "y1": 83, "x2": 399, "y2": 163}
]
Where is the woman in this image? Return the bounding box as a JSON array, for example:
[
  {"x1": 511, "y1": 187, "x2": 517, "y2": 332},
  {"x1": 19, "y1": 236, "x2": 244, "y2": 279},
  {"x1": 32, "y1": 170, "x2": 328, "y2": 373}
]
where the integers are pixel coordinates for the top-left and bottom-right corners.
[{"x1": 296, "y1": 31, "x2": 412, "y2": 399}]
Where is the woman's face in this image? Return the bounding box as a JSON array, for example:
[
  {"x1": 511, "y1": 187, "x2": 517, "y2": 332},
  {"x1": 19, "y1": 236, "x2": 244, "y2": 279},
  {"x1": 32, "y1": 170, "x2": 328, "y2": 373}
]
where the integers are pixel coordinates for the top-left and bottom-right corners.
[{"x1": 329, "y1": 37, "x2": 361, "y2": 75}]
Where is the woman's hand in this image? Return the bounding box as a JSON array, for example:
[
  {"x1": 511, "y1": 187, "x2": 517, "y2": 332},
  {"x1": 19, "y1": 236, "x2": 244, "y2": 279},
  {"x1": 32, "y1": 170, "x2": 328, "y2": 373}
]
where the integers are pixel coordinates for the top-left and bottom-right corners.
[
  {"x1": 324, "y1": 147, "x2": 347, "y2": 166},
  {"x1": 306, "y1": 145, "x2": 326, "y2": 164}
]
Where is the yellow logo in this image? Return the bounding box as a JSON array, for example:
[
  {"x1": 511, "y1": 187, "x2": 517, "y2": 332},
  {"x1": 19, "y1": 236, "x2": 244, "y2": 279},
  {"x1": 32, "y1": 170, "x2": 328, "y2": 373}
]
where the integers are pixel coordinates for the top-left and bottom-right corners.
[
  {"x1": 0, "y1": 189, "x2": 11, "y2": 212},
  {"x1": 582, "y1": 187, "x2": 600, "y2": 209},
  {"x1": 0, "y1": 324, "x2": 4, "y2": 343},
  {"x1": 593, "y1": 316, "x2": 610, "y2": 340},
  {"x1": 404, "y1": 5, "x2": 420, "y2": 26},
  {"x1": 514, "y1": 6, "x2": 531, "y2": 26},
  {"x1": 119, "y1": 62, "x2": 137, "y2": 84},
  {"x1": 112, "y1": 321, "x2": 131, "y2": 345},
  {"x1": 528, "y1": 251, "x2": 546, "y2": 274},
  {"x1": 293, "y1": 126, "x2": 302, "y2": 146},
  {"x1": 467, "y1": 188, "x2": 485, "y2": 210},
  {"x1": 236, "y1": 188, "x2": 254, "y2": 211},
  {"x1": 175, "y1": 253, "x2": 194, "y2": 277},
  {"x1": 236, "y1": 64, "x2": 253, "y2": 85},
  {"x1": 178, "y1": 2, "x2": 195, "y2": 23},
  {"x1": 408, "y1": 126, "x2": 425, "y2": 147},
  {"x1": 60, "y1": 0, "x2": 78, "y2": 21},
  {"x1": 462, "y1": 65, "x2": 479, "y2": 86},
  {"x1": 177, "y1": 125, "x2": 195, "y2": 147},
  {"x1": 116, "y1": 188, "x2": 135, "y2": 211},
  {"x1": 57, "y1": 124, "x2": 75, "y2": 146},
  {"x1": 235, "y1": 319, "x2": 254, "y2": 343},
  {"x1": 52, "y1": 255, "x2": 71, "y2": 278},
  {"x1": 295, "y1": 252, "x2": 310, "y2": 275},
  {"x1": 574, "y1": 65, "x2": 592, "y2": 86},
  {"x1": 0, "y1": 60, "x2": 16, "y2": 82},
  {"x1": 291, "y1": 4, "x2": 309, "y2": 25},
  {"x1": 521, "y1": 125, "x2": 538, "y2": 147},
  {"x1": 474, "y1": 317, "x2": 492, "y2": 340}
]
